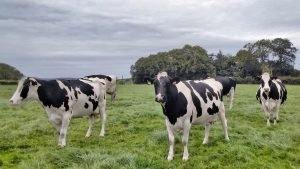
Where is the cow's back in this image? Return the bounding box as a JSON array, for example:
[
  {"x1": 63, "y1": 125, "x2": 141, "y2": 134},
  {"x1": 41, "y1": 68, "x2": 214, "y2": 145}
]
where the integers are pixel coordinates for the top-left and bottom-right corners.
[
  {"x1": 179, "y1": 79, "x2": 223, "y2": 124},
  {"x1": 215, "y1": 76, "x2": 236, "y2": 96}
]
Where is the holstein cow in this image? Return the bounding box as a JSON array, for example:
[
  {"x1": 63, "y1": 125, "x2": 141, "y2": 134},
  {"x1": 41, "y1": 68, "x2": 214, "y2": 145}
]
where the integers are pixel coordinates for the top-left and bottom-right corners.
[
  {"x1": 10, "y1": 76, "x2": 109, "y2": 147},
  {"x1": 146, "y1": 72, "x2": 229, "y2": 161},
  {"x1": 256, "y1": 72, "x2": 287, "y2": 126},
  {"x1": 215, "y1": 76, "x2": 236, "y2": 110},
  {"x1": 84, "y1": 74, "x2": 117, "y2": 102}
]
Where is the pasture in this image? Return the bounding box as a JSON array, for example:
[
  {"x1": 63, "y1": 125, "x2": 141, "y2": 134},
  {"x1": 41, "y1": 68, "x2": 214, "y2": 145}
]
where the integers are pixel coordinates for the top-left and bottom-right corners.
[{"x1": 0, "y1": 84, "x2": 299, "y2": 169}]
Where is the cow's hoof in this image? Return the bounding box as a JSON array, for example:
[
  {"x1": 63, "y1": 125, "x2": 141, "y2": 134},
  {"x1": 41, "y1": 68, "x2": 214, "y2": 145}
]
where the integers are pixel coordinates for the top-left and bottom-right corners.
[
  {"x1": 99, "y1": 133, "x2": 105, "y2": 137},
  {"x1": 167, "y1": 156, "x2": 173, "y2": 161},
  {"x1": 225, "y1": 137, "x2": 230, "y2": 142},
  {"x1": 58, "y1": 143, "x2": 66, "y2": 147},
  {"x1": 85, "y1": 134, "x2": 91, "y2": 138},
  {"x1": 202, "y1": 140, "x2": 208, "y2": 144},
  {"x1": 182, "y1": 156, "x2": 189, "y2": 161}
]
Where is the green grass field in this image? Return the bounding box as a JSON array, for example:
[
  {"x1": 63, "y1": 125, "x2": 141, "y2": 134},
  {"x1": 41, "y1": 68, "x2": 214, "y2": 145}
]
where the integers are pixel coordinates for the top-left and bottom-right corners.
[{"x1": 0, "y1": 84, "x2": 299, "y2": 169}]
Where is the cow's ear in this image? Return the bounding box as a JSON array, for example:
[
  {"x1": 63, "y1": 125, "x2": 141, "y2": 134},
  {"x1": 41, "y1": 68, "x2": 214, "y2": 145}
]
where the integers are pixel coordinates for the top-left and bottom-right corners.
[
  {"x1": 255, "y1": 76, "x2": 261, "y2": 81},
  {"x1": 29, "y1": 78, "x2": 38, "y2": 86},
  {"x1": 144, "y1": 77, "x2": 154, "y2": 84},
  {"x1": 171, "y1": 77, "x2": 180, "y2": 84},
  {"x1": 271, "y1": 76, "x2": 277, "y2": 80},
  {"x1": 105, "y1": 76, "x2": 112, "y2": 82}
]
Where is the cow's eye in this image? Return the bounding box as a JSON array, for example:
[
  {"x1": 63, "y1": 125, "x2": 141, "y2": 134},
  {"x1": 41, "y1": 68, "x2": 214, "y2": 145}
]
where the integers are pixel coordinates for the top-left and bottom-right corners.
[{"x1": 166, "y1": 82, "x2": 171, "y2": 87}]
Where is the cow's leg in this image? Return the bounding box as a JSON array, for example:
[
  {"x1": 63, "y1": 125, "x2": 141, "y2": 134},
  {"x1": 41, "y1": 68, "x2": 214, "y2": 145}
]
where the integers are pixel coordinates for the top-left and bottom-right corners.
[
  {"x1": 48, "y1": 112, "x2": 62, "y2": 134},
  {"x1": 229, "y1": 87, "x2": 235, "y2": 110},
  {"x1": 274, "y1": 104, "x2": 280, "y2": 125},
  {"x1": 58, "y1": 111, "x2": 72, "y2": 147},
  {"x1": 111, "y1": 92, "x2": 116, "y2": 103},
  {"x1": 262, "y1": 104, "x2": 270, "y2": 126},
  {"x1": 218, "y1": 103, "x2": 229, "y2": 141},
  {"x1": 202, "y1": 123, "x2": 211, "y2": 144},
  {"x1": 166, "y1": 119, "x2": 175, "y2": 161},
  {"x1": 182, "y1": 121, "x2": 191, "y2": 161},
  {"x1": 99, "y1": 96, "x2": 107, "y2": 137},
  {"x1": 85, "y1": 114, "x2": 95, "y2": 137}
]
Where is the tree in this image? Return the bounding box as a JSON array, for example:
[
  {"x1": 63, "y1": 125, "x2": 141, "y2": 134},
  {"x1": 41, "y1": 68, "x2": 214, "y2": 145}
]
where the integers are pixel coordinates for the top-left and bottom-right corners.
[
  {"x1": 235, "y1": 50, "x2": 261, "y2": 78},
  {"x1": 130, "y1": 45, "x2": 216, "y2": 83},
  {"x1": 0, "y1": 63, "x2": 23, "y2": 80},
  {"x1": 271, "y1": 38, "x2": 298, "y2": 65}
]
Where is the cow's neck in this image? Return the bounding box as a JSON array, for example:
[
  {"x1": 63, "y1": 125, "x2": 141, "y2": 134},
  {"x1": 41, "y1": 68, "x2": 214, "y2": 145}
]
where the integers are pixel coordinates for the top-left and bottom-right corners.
[{"x1": 161, "y1": 85, "x2": 178, "y2": 120}]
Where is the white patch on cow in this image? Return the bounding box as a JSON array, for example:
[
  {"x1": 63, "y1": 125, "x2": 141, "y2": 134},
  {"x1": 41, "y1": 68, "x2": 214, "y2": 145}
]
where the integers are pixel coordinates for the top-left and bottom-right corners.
[
  {"x1": 261, "y1": 72, "x2": 271, "y2": 92},
  {"x1": 157, "y1": 72, "x2": 168, "y2": 80}
]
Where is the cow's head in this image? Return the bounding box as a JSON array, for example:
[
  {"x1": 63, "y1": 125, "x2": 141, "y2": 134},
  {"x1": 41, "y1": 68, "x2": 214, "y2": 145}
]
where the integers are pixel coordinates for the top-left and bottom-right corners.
[
  {"x1": 145, "y1": 72, "x2": 180, "y2": 103},
  {"x1": 9, "y1": 77, "x2": 40, "y2": 105},
  {"x1": 256, "y1": 72, "x2": 277, "y2": 93}
]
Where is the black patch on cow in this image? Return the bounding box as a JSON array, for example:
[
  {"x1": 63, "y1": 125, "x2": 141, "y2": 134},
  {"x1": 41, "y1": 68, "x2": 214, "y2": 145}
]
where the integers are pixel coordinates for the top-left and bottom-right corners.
[
  {"x1": 217, "y1": 91, "x2": 222, "y2": 101},
  {"x1": 74, "y1": 91, "x2": 78, "y2": 99},
  {"x1": 256, "y1": 89, "x2": 262, "y2": 104},
  {"x1": 64, "y1": 97, "x2": 69, "y2": 111},
  {"x1": 262, "y1": 92, "x2": 268, "y2": 100},
  {"x1": 20, "y1": 78, "x2": 30, "y2": 99},
  {"x1": 36, "y1": 79, "x2": 68, "y2": 109},
  {"x1": 190, "y1": 112, "x2": 193, "y2": 123},
  {"x1": 78, "y1": 91, "x2": 81, "y2": 94},
  {"x1": 85, "y1": 74, "x2": 112, "y2": 82},
  {"x1": 84, "y1": 103, "x2": 89, "y2": 109},
  {"x1": 207, "y1": 92, "x2": 213, "y2": 101},
  {"x1": 189, "y1": 81, "x2": 219, "y2": 103},
  {"x1": 215, "y1": 76, "x2": 236, "y2": 96},
  {"x1": 276, "y1": 81, "x2": 287, "y2": 104},
  {"x1": 89, "y1": 97, "x2": 98, "y2": 111},
  {"x1": 207, "y1": 103, "x2": 219, "y2": 115},
  {"x1": 269, "y1": 82, "x2": 280, "y2": 100},
  {"x1": 162, "y1": 86, "x2": 188, "y2": 125},
  {"x1": 31, "y1": 80, "x2": 37, "y2": 86},
  {"x1": 61, "y1": 80, "x2": 94, "y2": 97},
  {"x1": 182, "y1": 81, "x2": 202, "y2": 117}
]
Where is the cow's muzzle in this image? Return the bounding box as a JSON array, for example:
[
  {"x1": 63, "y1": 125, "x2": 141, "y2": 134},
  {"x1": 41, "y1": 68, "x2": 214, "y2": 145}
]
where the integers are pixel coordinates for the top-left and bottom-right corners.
[
  {"x1": 155, "y1": 94, "x2": 166, "y2": 103},
  {"x1": 263, "y1": 88, "x2": 270, "y2": 93}
]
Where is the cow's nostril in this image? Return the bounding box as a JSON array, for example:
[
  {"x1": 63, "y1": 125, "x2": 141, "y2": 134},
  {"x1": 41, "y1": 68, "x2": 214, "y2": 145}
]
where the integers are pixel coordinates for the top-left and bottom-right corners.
[{"x1": 9, "y1": 100, "x2": 13, "y2": 104}]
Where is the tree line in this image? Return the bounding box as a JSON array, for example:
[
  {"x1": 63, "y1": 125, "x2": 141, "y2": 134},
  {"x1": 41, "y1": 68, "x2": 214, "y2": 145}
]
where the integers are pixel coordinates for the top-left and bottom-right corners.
[
  {"x1": 131, "y1": 38, "x2": 299, "y2": 84},
  {"x1": 0, "y1": 63, "x2": 23, "y2": 80}
]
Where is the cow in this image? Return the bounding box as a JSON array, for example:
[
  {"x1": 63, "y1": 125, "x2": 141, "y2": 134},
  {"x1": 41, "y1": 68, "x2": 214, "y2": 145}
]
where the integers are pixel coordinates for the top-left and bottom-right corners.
[
  {"x1": 84, "y1": 74, "x2": 117, "y2": 102},
  {"x1": 215, "y1": 76, "x2": 236, "y2": 110},
  {"x1": 9, "y1": 76, "x2": 108, "y2": 147},
  {"x1": 145, "y1": 72, "x2": 229, "y2": 161},
  {"x1": 256, "y1": 72, "x2": 287, "y2": 126}
]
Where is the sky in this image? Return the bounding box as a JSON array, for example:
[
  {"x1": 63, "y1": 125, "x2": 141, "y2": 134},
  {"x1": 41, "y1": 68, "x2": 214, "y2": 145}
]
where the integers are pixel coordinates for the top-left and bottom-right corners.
[{"x1": 1, "y1": 0, "x2": 300, "y2": 78}]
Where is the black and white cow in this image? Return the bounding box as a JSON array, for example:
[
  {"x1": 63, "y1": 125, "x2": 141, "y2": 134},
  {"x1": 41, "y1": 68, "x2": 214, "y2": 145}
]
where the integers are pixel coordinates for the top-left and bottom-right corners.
[
  {"x1": 9, "y1": 76, "x2": 108, "y2": 147},
  {"x1": 146, "y1": 72, "x2": 229, "y2": 161},
  {"x1": 215, "y1": 76, "x2": 236, "y2": 110},
  {"x1": 84, "y1": 74, "x2": 117, "y2": 102},
  {"x1": 256, "y1": 72, "x2": 287, "y2": 126}
]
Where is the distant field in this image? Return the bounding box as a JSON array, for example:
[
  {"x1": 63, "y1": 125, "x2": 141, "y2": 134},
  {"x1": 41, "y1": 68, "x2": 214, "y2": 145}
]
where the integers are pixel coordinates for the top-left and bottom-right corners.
[{"x1": 0, "y1": 84, "x2": 299, "y2": 169}]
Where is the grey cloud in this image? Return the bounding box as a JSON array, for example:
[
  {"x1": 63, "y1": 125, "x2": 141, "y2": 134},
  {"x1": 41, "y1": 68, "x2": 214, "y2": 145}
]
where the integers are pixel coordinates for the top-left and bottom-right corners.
[{"x1": 1, "y1": 0, "x2": 299, "y2": 78}]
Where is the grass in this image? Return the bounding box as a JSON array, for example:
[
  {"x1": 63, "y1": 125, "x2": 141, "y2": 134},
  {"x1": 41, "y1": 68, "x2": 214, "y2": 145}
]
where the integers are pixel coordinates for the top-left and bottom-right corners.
[{"x1": 0, "y1": 84, "x2": 299, "y2": 169}]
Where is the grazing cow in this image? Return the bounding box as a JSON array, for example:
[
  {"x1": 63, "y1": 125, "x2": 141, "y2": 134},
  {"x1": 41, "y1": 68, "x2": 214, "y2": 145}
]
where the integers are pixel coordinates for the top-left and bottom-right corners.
[
  {"x1": 84, "y1": 74, "x2": 117, "y2": 102},
  {"x1": 256, "y1": 72, "x2": 287, "y2": 126},
  {"x1": 9, "y1": 76, "x2": 108, "y2": 147},
  {"x1": 145, "y1": 72, "x2": 229, "y2": 161},
  {"x1": 215, "y1": 76, "x2": 236, "y2": 110}
]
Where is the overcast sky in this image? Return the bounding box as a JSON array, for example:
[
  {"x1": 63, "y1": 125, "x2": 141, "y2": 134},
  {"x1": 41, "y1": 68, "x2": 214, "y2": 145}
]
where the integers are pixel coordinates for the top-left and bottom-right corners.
[{"x1": 1, "y1": 0, "x2": 300, "y2": 78}]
